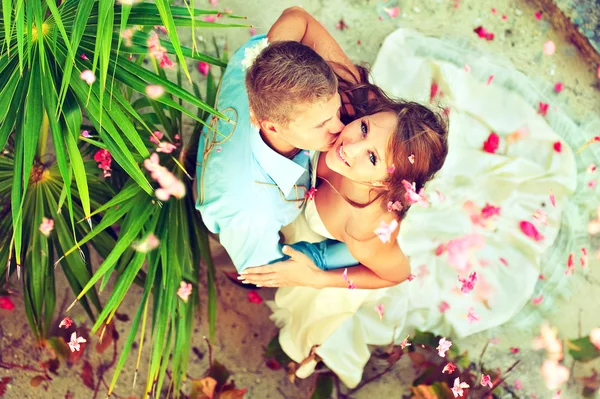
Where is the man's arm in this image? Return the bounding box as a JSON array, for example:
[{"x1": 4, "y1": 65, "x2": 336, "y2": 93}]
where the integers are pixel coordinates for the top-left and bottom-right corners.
[{"x1": 267, "y1": 7, "x2": 360, "y2": 83}]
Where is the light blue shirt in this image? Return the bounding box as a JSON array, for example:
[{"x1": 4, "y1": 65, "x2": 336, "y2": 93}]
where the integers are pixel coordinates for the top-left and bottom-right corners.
[{"x1": 196, "y1": 35, "x2": 312, "y2": 271}]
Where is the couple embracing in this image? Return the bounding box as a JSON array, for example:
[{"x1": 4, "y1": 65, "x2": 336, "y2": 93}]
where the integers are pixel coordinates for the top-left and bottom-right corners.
[{"x1": 196, "y1": 7, "x2": 576, "y2": 388}]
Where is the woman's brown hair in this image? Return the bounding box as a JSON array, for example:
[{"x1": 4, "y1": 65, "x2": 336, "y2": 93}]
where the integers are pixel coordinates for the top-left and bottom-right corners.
[{"x1": 331, "y1": 63, "x2": 449, "y2": 219}]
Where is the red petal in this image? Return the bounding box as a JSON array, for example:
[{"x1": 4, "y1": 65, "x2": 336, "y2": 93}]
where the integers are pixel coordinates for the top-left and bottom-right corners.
[
  {"x1": 0, "y1": 297, "x2": 15, "y2": 311},
  {"x1": 553, "y1": 141, "x2": 562, "y2": 152},
  {"x1": 247, "y1": 291, "x2": 263, "y2": 304},
  {"x1": 519, "y1": 221, "x2": 544, "y2": 241}
]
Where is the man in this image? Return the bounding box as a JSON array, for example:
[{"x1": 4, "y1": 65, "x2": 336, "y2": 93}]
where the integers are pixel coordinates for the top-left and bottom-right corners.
[{"x1": 196, "y1": 34, "x2": 344, "y2": 272}]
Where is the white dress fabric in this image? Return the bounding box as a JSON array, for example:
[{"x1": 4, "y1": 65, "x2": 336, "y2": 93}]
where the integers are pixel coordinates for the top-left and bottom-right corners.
[{"x1": 269, "y1": 28, "x2": 599, "y2": 388}]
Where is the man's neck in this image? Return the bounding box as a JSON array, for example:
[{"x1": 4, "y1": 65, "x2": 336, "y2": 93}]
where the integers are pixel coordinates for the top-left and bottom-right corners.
[{"x1": 259, "y1": 130, "x2": 300, "y2": 159}]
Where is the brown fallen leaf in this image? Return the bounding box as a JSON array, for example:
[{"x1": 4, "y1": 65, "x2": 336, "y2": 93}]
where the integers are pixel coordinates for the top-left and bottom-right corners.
[
  {"x1": 30, "y1": 375, "x2": 49, "y2": 387},
  {"x1": 0, "y1": 377, "x2": 12, "y2": 397},
  {"x1": 81, "y1": 361, "x2": 95, "y2": 390},
  {"x1": 190, "y1": 376, "x2": 217, "y2": 399},
  {"x1": 219, "y1": 388, "x2": 247, "y2": 399}
]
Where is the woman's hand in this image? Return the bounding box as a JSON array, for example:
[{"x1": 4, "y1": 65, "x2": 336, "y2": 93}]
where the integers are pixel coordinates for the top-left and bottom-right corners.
[{"x1": 239, "y1": 246, "x2": 324, "y2": 288}]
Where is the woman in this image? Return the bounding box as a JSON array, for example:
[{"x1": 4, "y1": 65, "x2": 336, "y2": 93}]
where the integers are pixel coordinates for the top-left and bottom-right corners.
[{"x1": 241, "y1": 7, "x2": 579, "y2": 388}]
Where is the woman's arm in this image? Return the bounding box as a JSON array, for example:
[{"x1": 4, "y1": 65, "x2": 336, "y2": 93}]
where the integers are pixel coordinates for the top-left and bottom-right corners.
[
  {"x1": 267, "y1": 7, "x2": 360, "y2": 83},
  {"x1": 240, "y1": 240, "x2": 411, "y2": 289}
]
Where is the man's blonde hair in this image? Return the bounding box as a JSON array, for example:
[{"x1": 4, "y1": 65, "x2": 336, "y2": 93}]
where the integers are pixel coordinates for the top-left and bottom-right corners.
[{"x1": 245, "y1": 41, "x2": 338, "y2": 127}]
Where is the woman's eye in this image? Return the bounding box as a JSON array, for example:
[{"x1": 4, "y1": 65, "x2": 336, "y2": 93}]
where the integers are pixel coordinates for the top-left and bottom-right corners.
[
  {"x1": 369, "y1": 152, "x2": 377, "y2": 165},
  {"x1": 361, "y1": 120, "x2": 368, "y2": 136}
]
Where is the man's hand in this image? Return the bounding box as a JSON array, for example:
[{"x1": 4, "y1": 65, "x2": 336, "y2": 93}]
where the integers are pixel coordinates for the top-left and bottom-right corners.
[{"x1": 239, "y1": 246, "x2": 323, "y2": 288}]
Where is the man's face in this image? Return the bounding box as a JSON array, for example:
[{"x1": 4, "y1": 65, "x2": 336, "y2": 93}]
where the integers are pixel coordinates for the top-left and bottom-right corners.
[{"x1": 276, "y1": 93, "x2": 345, "y2": 151}]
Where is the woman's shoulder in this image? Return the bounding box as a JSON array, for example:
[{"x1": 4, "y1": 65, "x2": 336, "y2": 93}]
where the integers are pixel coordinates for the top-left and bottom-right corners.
[{"x1": 344, "y1": 212, "x2": 403, "y2": 261}]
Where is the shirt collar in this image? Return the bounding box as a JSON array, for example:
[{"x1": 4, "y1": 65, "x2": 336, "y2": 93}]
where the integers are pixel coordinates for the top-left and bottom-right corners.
[{"x1": 250, "y1": 130, "x2": 307, "y2": 196}]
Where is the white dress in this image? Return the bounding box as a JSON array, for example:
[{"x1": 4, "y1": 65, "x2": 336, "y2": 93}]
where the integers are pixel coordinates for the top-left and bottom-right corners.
[{"x1": 269, "y1": 28, "x2": 597, "y2": 388}]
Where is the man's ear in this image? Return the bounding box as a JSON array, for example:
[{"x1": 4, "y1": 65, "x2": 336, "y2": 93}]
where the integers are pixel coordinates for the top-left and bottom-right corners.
[{"x1": 260, "y1": 119, "x2": 280, "y2": 137}]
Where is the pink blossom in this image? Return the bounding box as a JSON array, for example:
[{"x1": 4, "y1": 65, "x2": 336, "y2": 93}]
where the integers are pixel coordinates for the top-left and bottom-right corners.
[
  {"x1": 538, "y1": 102, "x2": 549, "y2": 116},
  {"x1": 401, "y1": 180, "x2": 429, "y2": 207},
  {"x1": 481, "y1": 374, "x2": 492, "y2": 387},
  {"x1": 464, "y1": 63, "x2": 471, "y2": 72},
  {"x1": 535, "y1": 11, "x2": 542, "y2": 20},
  {"x1": 132, "y1": 233, "x2": 160, "y2": 253},
  {"x1": 500, "y1": 257, "x2": 508, "y2": 266},
  {"x1": 159, "y1": 54, "x2": 174, "y2": 69},
  {"x1": 543, "y1": 40, "x2": 556, "y2": 55},
  {"x1": 80, "y1": 53, "x2": 89, "y2": 61},
  {"x1": 436, "y1": 337, "x2": 452, "y2": 357},
  {"x1": 387, "y1": 164, "x2": 395, "y2": 174},
  {"x1": 39, "y1": 217, "x2": 54, "y2": 236},
  {"x1": 59, "y1": 317, "x2": 73, "y2": 329},
  {"x1": 198, "y1": 61, "x2": 209, "y2": 76},
  {"x1": 554, "y1": 83, "x2": 564, "y2": 93},
  {"x1": 387, "y1": 200, "x2": 403, "y2": 212},
  {"x1": 80, "y1": 69, "x2": 96, "y2": 84},
  {"x1": 481, "y1": 203, "x2": 501, "y2": 218},
  {"x1": 589, "y1": 328, "x2": 600, "y2": 349},
  {"x1": 473, "y1": 26, "x2": 494, "y2": 40},
  {"x1": 143, "y1": 153, "x2": 186, "y2": 200},
  {"x1": 451, "y1": 377, "x2": 470, "y2": 397},
  {"x1": 439, "y1": 301, "x2": 450, "y2": 313},
  {"x1": 442, "y1": 362, "x2": 456, "y2": 374},
  {"x1": 519, "y1": 220, "x2": 544, "y2": 241},
  {"x1": 510, "y1": 347, "x2": 520, "y2": 354},
  {"x1": 375, "y1": 304, "x2": 384, "y2": 321},
  {"x1": 146, "y1": 85, "x2": 165, "y2": 99},
  {"x1": 156, "y1": 142, "x2": 177, "y2": 154},
  {"x1": 150, "y1": 130, "x2": 164, "y2": 144},
  {"x1": 445, "y1": 233, "x2": 485, "y2": 272},
  {"x1": 533, "y1": 323, "x2": 563, "y2": 360},
  {"x1": 209, "y1": 0, "x2": 218, "y2": 5},
  {"x1": 514, "y1": 379, "x2": 523, "y2": 390},
  {"x1": 553, "y1": 141, "x2": 562, "y2": 152},
  {"x1": 177, "y1": 281, "x2": 193, "y2": 302},
  {"x1": 466, "y1": 307, "x2": 481, "y2": 324},
  {"x1": 482, "y1": 132, "x2": 500, "y2": 153},
  {"x1": 458, "y1": 272, "x2": 477, "y2": 294},
  {"x1": 399, "y1": 335, "x2": 411, "y2": 349},
  {"x1": 541, "y1": 360, "x2": 569, "y2": 390},
  {"x1": 94, "y1": 149, "x2": 112, "y2": 178},
  {"x1": 81, "y1": 130, "x2": 92, "y2": 138},
  {"x1": 68, "y1": 332, "x2": 87, "y2": 352},
  {"x1": 374, "y1": 219, "x2": 399, "y2": 243},
  {"x1": 383, "y1": 6, "x2": 399, "y2": 18},
  {"x1": 203, "y1": 15, "x2": 217, "y2": 22}
]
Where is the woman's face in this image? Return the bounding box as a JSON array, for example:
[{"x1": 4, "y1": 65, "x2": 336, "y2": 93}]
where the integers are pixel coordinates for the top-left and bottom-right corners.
[{"x1": 325, "y1": 111, "x2": 397, "y2": 183}]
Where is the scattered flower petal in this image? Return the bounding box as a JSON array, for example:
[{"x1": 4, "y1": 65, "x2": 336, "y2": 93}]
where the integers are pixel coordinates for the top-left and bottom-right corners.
[
  {"x1": 451, "y1": 377, "x2": 470, "y2": 397},
  {"x1": 150, "y1": 130, "x2": 164, "y2": 145},
  {"x1": 156, "y1": 142, "x2": 177, "y2": 154},
  {"x1": 198, "y1": 61, "x2": 209, "y2": 76},
  {"x1": 553, "y1": 141, "x2": 562, "y2": 152},
  {"x1": 554, "y1": 82, "x2": 564, "y2": 93},
  {"x1": 81, "y1": 130, "x2": 92, "y2": 138},
  {"x1": 94, "y1": 149, "x2": 112, "y2": 178},
  {"x1": 177, "y1": 281, "x2": 193, "y2": 303},
  {"x1": 486, "y1": 75, "x2": 494, "y2": 85},
  {"x1": 519, "y1": 220, "x2": 544, "y2": 241},
  {"x1": 387, "y1": 200, "x2": 403, "y2": 212},
  {"x1": 439, "y1": 301, "x2": 450, "y2": 313},
  {"x1": 59, "y1": 317, "x2": 73, "y2": 329},
  {"x1": 80, "y1": 53, "x2": 89, "y2": 61},
  {"x1": 566, "y1": 252, "x2": 575, "y2": 275},
  {"x1": 514, "y1": 379, "x2": 523, "y2": 389},
  {"x1": 543, "y1": 40, "x2": 556, "y2": 55},
  {"x1": 305, "y1": 187, "x2": 317, "y2": 200},
  {"x1": 375, "y1": 304, "x2": 384, "y2": 321},
  {"x1": 443, "y1": 362, "x2": 457, "y2": 374},
  {"x1": 0, "y1": 297, "x2": 15, "y2": 311},
  {"x1": 474, "y1": 26, "x2": 494, "y2": 40},
  {"x1": 401, "y1": 180, "x2": 429, "y2": 207},
  {"x1": 590, "y1": 328, "x2": 600, "y2": 349},
  {"x1": 483, "y1": 132, "x2": 500, "y2": 153},
  {"x1": 131, "y1": 233, "x2": 160, "y2": 253},
  {"x1": 80, "y1": 70, "x2": 96, "y2": 85},
  {"x1": 374, "y1": 219, "x2": 399, "y2": 243},
  {"x1": 535, "y1": 11, "x2": 542, "y2": 20},
  {"x1": 387, "y1": 164, "x2": 396, "y2": 174},
  {"x1": 458, "y1": 272, "x2": 477, "y2": 294},
  {"x1": 68, "y1": 332, "x2": 87, "y2": 352},
  {"x1": 481, "y1": 374, "x2": 493, "y2": 388},
  {"x1": 533, "y1": 209, "x2": 548, "y2": 225},
  {"x1": 39, "y1": 217, "x2": 54, "y2": 236},
  {"x1": 203, "y1": 15, "x2": 217, "y2": 22},
  {"x1": 550, "y1": 189, "x2": 556, "y2": 207},
  {"x1": 384, "y1": 6, "x2": 400, "y2": 18},
  {"x1": 510, "y1": 347, "x2": 520, "y2": 354},
  {"x1": 581, "y1": 247, "x2": 588, "y2": 267},
  {"x1": 532, "y1": 294, "x2": 544, "y2": 305},
  {"x1": 588, "y1": 164, "x2": 597, "y2": 174},
  {"x1": 436, "y1": 337, "x2": 452, "y2": 357},
  {"x1": 466, "y1": 307, "x2": 481, "y2": 324},
  {"x1": 541, "y1": 360, "x2": 570, "y2": 390},
  {"x1": 533, "y1": 323, "x2": 563, "y2": 360},
  {"x1": 400, "y1": 335, "x2": 411, "y2": 349},
  {"x1": 407, "y1": 273, "x2": 416, "y2": 281},
  {"x1": 538, "y1": 102, "x2": 549, "y2": 116},
  {"x1": 146, "y1": 85, "x2": 165, "y2": 99},
  {"x1": 248, "y1": 290, "x2": 263, "y2": 304},
  {"x1": 342, "y1": 268, "x2": 357, "y2": 289}
]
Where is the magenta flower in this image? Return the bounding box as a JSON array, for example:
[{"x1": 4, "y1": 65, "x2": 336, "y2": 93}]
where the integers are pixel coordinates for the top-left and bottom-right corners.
[
  {"x1": 39, "y1": 217, "x2": 54, "y2": 236},
  {"x1": 436, "y1": 337, "x2": 452, "y2": 357}
]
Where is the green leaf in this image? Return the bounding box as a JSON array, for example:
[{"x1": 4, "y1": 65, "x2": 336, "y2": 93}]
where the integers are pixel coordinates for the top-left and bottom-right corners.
[
  {"x1": 568, "y1": 336, "x2": 600, "y2": 362},
  {"x1": 310, "y1": 374, "x2": 334, "y2": 399}
]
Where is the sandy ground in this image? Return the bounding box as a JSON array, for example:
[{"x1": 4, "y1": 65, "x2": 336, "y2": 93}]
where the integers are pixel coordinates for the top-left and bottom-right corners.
[{"x1": 2, "y1": 0, "x2": 600, "y2": 398}]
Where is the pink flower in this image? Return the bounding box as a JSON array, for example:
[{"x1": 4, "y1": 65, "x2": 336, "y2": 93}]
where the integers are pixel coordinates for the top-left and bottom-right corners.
[
  {"x1": 407, "y1": 273, "x2": 416, "y2": 281},
  {"x1": 580, "y1": 247, "x2": 588, "y2": 267},
  {"x1": 554, "y1": 83, "x2": 564, "y2": 93},
  {"x1": 473, "y1": 26, "x2": 494, "y2": 40},
  {"x1": 374, "y1": 304, "x2": 384, "y2": 321},
  {"x1": 305, "y1": 187, "x2": 317, "y2": 201},
  {"x1": 500, "y1": 257, "x2": 509, "y2": 266},
  {"x1": 156, "y1": 142, "x2": 177, "y2": 154},
  {"x1": 198, "y1": 61, "x2": 209, "y2": 76},
  {"x1": 587, "y1": 163, "x2": 597, "y2": 173},
  {"x1": 209, "y1": 0, "x2": 218, "y2": 5},
  {"x1": 466, "y1": 307, "x2": 481, "y2": 324},
  {"x1": 399, "y1": 335, "x2": 411, "y2": 349},
  {"x1": 481, "y1": 203, "x2": 501, "y2": 218},
  {"x1": 177, "y1": 281, "x2": 193, "y2": 303},
  {"x1": 68, "y1": 332, "x2": 87, "y2": 352},
  {"x1": 132, "y1": 233, "x2": 160, "y2": 253},
  {"x1": 514, "y1": 379, "x2": 523, "y2": 390},
  {"x1": 203, "y1": 15, "x2": 217, "y2": 22},
  {"x1": 408, "y1": 154, "x2": 415, "y2": 164},
  {"x1": 430, "y1": 82, "x2": 440, "y2": 102},
  {"x1": 248, "y1": 290, "x2": 263, "y2": 304},
  {"x1": 94, "y1": 149, "x2": 112, "y2": 178},
  {"x1": 342, "y1": 268, "x2": 357, "y2": 289},
  {"x1": 143, "y1": 153, "x2": 186, "y2": 200},
  {"x1": 439, "y1": 301, "x2": 450, "y2": 313},
  {"x1": 146, "y1": 85, "x2": 165, "y2": 99},
  {"x1": 519, "y1": 220, "x2": 544, "y2": 241},
  {"x1": 482, "y1": 132, "x2": 500, "y2": 153},
  {"x1": 541, "y1": 360, "x2": 569, "y2": 390},
  {"x1": 159, "y1": 54, "x2": 174, "y2": 69},
  {"x1": 80, "y1": 53, "x2": 89, "y2": 61},
  {"x1": 81, "y1": 130, "x2": 92, "y2": 138},
  {"x1": 80, "y1": 69, "x2": 96, "y2": 84},
  {"x1": 442, "y1": 362, "x2": 457, "y2": 374},
  {"x1": 510, "y1": 347, "x2": 520, "y2": 354},
  {"x1": 543, "y1": 40, "x2": 556, "y2": 55},
  {"x1": 532, "y1": 294, "x2": 544, "y2": 305},
  {"x1": 0, "y1": 297, "x2": 15, "y2": 311},
  {"x1": 589, "y1": 328, "x2": 600, "y2": 349},
  {"x1": 553, "y1": 141, "x2": 562, "y2": 152},
  {"x1": 387, "y1": 200, "x2": 403, "y2": 212},
  {"x1": 550, "y1": 189, "x2": 556, "y2": 207},
  {"x1": 401, "y1": 180, "x2": 429, "y2": 207},
  {"x1": 383, "y1": 6, "x2": 399, "y2": 18},
  {"x1": 535, "y1": 11, "x2": 542, "y2": 20},
  {"x1": 533, "y1": 323, "x2": 563, "y2": 360},
  {"x1": 481, "y1": 374, "x2": 492, "y2": 387},
  {"x1": 538, "y1": 102, "x2": 549, "y2": 116},
  {"x1": 374, "y1": 219, "x2": 399, "y2": 244},
  {"x1": 486, "y1": 75, "x2": 494, "y2": 85},
  {"x1": 566, "y1": 252, "x2": 575, "y2": 275},
  {"x1": 458, "y1": 272, "x2": 477, "y2": 294},
  {"x1": 39, "y1": 217, "x2": 54, "y2": 236},
  {"x1": 249, "y1": 27, "x2": 257, "y2": 36},
  {"x1": 59, "y1": 317, "x2": 73, "y2": 329},
  {"x1": 451, "y1": 377, "x2": 470, "y2": 397},
  {"x1": 150, "y1": 130, "x2": 164, "y2": 144},
  {"x1": 436, "y1": 337, "x2": 452, "y2": 357},
  {"x1": 445, "y1": 233, "x2": 485, "y2": 272}
]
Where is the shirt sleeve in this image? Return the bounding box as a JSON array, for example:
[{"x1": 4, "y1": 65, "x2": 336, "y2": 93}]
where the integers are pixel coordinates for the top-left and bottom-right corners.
[
  {"x1": 288, "y1": 239, "x2": 358, "y2": 271},
  {"x1": 217, "y1": 212, "x2": 285, "y2": 272}
]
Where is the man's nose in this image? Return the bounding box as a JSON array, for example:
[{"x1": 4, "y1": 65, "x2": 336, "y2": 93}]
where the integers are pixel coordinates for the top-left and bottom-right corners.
[{"x1": 329, "y1": 117, "x2": 345, "y2": 134}]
